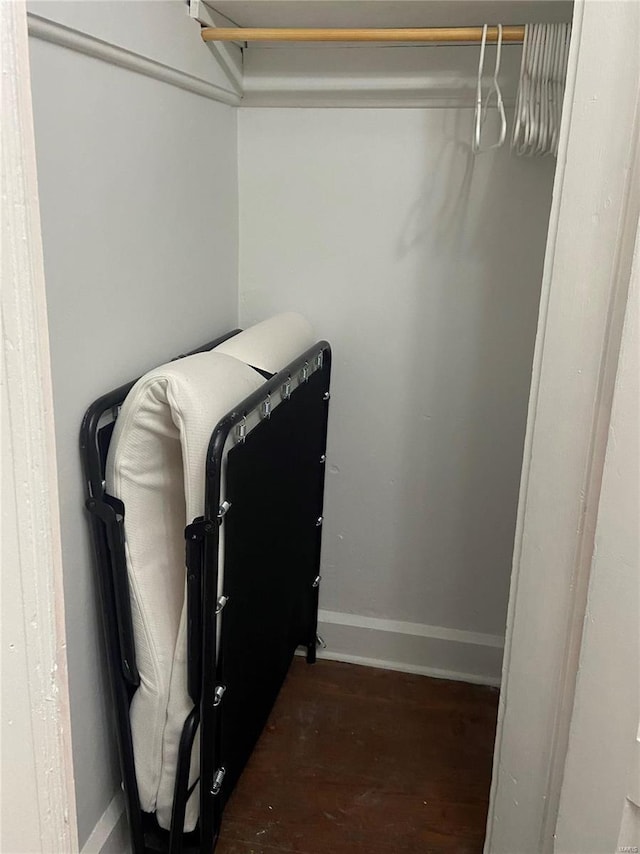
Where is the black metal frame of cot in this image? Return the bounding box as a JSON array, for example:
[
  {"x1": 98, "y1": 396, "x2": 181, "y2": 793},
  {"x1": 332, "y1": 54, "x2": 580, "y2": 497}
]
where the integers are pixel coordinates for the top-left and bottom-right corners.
[{"x1": 80, "y1": 332, "x2": 332, "y2": 854}]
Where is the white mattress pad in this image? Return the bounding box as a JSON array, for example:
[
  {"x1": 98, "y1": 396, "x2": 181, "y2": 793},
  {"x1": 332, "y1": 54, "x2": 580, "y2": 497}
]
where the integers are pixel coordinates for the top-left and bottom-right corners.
[
  {"x1": 213, "y1": 312, "x2": 314, "y2": 374},
  {"x1": 105, "y1": 314, "x2": 315, "y2": 832}
]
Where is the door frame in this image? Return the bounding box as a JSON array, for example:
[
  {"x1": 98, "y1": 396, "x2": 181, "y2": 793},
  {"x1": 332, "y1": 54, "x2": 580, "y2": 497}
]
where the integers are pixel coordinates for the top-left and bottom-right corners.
[
  {"x1": 485, "y1": 1, "x2": 640, "y2": 851},
  {"x1": 1, "y1": 2, "x2": 78, "y2": 851},
  {"x1": 3, "y1": 0, "x2": 638, "y2": 851}
]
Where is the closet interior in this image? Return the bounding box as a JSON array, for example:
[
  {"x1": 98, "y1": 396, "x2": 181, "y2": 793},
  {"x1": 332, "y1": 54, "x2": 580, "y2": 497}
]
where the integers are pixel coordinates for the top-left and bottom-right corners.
[{"x1": 26, "y1": 0, "x2": 574, "y2": 851}]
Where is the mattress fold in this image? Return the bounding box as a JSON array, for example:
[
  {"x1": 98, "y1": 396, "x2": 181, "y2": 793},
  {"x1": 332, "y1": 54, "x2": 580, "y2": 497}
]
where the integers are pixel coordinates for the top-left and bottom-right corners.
[{"x1": 105, "y1": 315, "x2": 315, "y2": 832}]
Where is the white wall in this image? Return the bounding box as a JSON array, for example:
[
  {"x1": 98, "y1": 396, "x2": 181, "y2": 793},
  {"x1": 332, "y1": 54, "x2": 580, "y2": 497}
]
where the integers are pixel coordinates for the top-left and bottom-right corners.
[
  {"x1": 28, "y1": 2, "x2": 240, "y2": 845},
  {"x1": 555, "y1": 223, "x2": 640, "y2": 854},
  {"x1": 239, "y1": 106, "x2": 555, "y2": 681}
]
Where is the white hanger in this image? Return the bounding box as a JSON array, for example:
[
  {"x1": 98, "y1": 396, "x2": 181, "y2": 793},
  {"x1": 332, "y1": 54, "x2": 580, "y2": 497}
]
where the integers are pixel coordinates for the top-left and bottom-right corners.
[
  {"x1": 544, "y1": 24, "x2": 558, "y2": 154},
  {"x1": 536, "y1": 23, "x2": 551, "y2": 154},
  {"x1": 540, "y1": 23, "x2": 556, "y2": 153},
  {"x1": 553, "y1": 23, "x2": 570, "y2": 155},
  {"x1": 551, "y1": 23, "x2": 563, "y2": 154},
  {"x1": 472, "y1": 24, "x2": 507, "y2": 153},
  {"x1": 514, "y1": 22, "x2": 538, "y2": 155},
  {"x1": 527, "y1": 23, "x2": 543, "y2": 153},
  {"x1": 512, "y1": 21, "x2": 571, "y2": 157},
  {"x1": 512, "y1": 23, "x2": 530, "y2": 154}
]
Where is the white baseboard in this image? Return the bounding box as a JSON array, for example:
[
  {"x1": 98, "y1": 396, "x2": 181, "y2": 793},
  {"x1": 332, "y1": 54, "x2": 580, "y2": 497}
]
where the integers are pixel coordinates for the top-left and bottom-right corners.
[
  {"x1": 82, "y1": 792, "x2": 128, "y2": 854},
  {"x1": 314, "y1": 609, "x2": 504, "y2": 687}
]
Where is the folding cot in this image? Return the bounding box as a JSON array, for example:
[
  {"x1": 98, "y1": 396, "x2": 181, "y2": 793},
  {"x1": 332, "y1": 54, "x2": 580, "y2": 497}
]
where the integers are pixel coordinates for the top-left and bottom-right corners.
[{"x1": 80, "y1": 314, "x2": 332, "y2": 854}]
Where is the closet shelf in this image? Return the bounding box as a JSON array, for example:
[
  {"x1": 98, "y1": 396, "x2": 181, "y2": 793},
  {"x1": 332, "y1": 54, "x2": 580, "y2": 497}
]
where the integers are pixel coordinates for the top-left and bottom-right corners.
[{"x1": 201, "y1": 26, "x2": 526, "y2": 44}]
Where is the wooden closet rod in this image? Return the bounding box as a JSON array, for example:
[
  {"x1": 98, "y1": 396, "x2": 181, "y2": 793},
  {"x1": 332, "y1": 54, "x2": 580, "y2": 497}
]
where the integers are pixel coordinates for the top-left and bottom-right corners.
[{"x1": 201, "y1": 26, "x2": 526, "y2": 44}]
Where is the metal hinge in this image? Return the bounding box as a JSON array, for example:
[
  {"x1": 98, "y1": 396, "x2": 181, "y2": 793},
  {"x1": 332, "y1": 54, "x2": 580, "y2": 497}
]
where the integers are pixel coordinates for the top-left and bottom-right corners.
[
  {"x1": 215, "y1": 594, "x2": 229, "y2": 614},
  {"x1": 211, "y1": 767, "x2": 226, "y2": 796},
  {"x1": 217, "y1": 500, "x2": 231, "y2": 519},
  {"x1": 213, "y1": 685, "x2": 226, "y2": 707}
]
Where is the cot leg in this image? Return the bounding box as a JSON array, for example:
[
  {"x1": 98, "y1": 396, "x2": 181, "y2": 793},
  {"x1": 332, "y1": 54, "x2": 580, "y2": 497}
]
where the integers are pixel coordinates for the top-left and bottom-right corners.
[{"x1": 306, "y1": 641, "x2": 316, "y2": 664}]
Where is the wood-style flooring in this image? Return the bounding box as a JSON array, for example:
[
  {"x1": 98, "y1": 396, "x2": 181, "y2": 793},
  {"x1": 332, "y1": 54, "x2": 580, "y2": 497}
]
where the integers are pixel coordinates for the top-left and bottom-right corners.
[{"x1": 216, "y1": 658, "x2": 499, "y2": 854}]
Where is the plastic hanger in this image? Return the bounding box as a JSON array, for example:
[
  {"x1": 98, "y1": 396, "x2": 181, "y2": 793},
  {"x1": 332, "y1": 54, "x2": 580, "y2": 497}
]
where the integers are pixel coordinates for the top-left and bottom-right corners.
[
  {"x1": 541, "y1": 23, "x2": 557, "y2": 154},
  {"x1": 549, "y1": 24, "x2": 564, "y2": 155},
  {"x1": 511, "y1": 23, "x2": 529, "y2": 152},
  {"x1": 512, "y1": 22, "x2": 571, "y2": 158},
  {"x1": 553, "y1": 23, "x2": 566, "y2": 154},
  {"x1": 552, "y1": 23, "x2": 570, "y2": 155},
  {"x1": 536, "y1": 23, "x2": 551, "y2": 154},
  {"x1": 472, "y1": 24, "x2": 507, "y2": 153},
  {"x1": 527, "y1": 23, "x2": 543, "y2": 154},
  {"x1": 515, "y1": 22, "x2": 538, "y2": 155}
]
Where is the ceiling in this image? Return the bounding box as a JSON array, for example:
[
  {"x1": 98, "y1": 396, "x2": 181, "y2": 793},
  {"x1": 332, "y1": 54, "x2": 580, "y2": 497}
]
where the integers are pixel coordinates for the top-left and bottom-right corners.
[{"x1": 207, "y1": 0, "x2": 574, "y2": 29}]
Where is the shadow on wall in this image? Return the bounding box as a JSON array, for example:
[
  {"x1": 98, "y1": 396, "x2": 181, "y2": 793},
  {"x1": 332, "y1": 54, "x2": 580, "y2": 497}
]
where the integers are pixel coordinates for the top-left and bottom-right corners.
[
  {"x1": 398, "y1": 110, "x2": 475, "y2": 257},
  {"x1": 237, "y1": 105, "x2": 556, "y2": 638},
  {"x1": 392, "y1": 108, "x2": 554, "y2": 634}
]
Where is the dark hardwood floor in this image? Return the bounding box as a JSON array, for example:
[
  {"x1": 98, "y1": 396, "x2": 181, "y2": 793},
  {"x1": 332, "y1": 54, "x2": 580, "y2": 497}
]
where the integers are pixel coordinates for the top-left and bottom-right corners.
[{"x1": 216, "y1": 658, "x2": 499, "y2": 854}]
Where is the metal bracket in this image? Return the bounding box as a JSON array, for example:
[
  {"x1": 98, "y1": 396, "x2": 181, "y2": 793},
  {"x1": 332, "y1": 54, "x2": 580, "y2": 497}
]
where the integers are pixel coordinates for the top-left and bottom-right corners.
[
  {"x1": 215, "y1": 595, "x2": 229, "y2": 614},
  {"x1": 236, "y1": 416, "x2": 247, "y2": 443},
  {"x1": 312, "y1": 575, "x2": 321, "y2": 588},
  {"x1": 281, "y1": 378, "x2": 292, "y2": 400},
  {"x1": 315, "y1": 351, "x2": 324, "y2": 370},
  {"x1": 217, "y1": 500, "x2": 231, "y2": 520},
  {"x1": 184, "y1": 517, "x2": 214, "y2": 703},
  {"x1": 315, "y1": 516, "x2": 323, "y2": 527},
  {"x1": 301, "y1": 361, "x2": 309, "y2": 382},
  {"x1": 320, "y1": 454, "x2": 326, "y2": 464},
  {"x1": 261, "y1": 394, "x2": 272, "y2": 419},
  {"x1": 323, "y1": 391, "x2": 331, "y2": 401},
  {"x1": 213, "y1": 685, "x2": 226, "y2": 707},
  {"x1": 85, "y1": 495, "x2": 139, "y2": 687},
  {"x1": 316, "y1": 634, "x2": 327, "y2": 649},
  {"x1": 186, "y1": 518, "x2": 214, "y2": 540},
  {"x1": 211, "y1": 767, "x2": 226, "y2": 796},
  {"x1": 184, "y1": 519, "x2": 213, "y2": 540}
]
